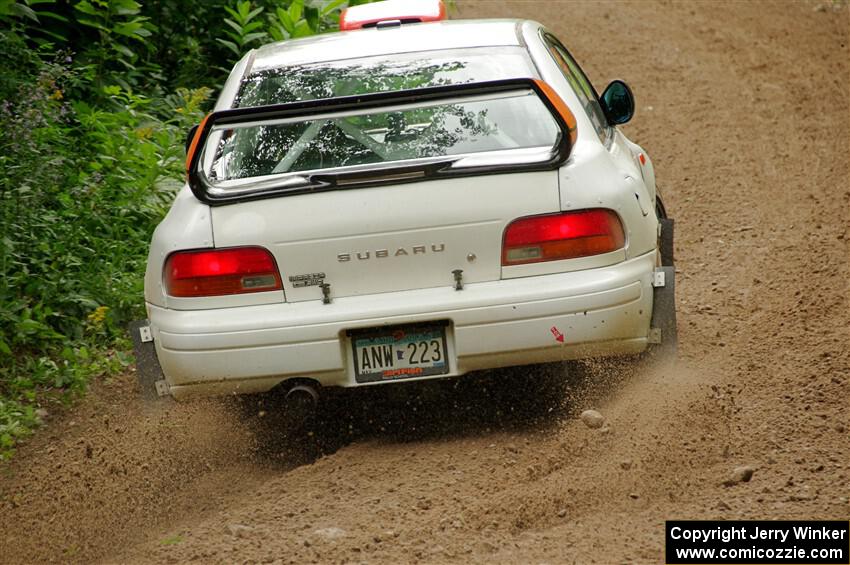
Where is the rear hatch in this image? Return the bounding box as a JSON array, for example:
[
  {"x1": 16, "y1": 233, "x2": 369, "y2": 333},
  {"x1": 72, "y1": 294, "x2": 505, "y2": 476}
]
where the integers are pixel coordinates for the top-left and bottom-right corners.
[{"x1": 191, "y1": 79, "x2": 574, "y2": 301}]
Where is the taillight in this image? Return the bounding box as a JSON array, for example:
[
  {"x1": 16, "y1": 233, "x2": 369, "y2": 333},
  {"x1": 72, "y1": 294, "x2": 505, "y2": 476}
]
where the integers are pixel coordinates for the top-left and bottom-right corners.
[
  {"x1": 164, "y1": 247, "x2": 282, "y2": 297},
  {"x1": 502, "y1": 209, "x2": 625, "y2": 265}
]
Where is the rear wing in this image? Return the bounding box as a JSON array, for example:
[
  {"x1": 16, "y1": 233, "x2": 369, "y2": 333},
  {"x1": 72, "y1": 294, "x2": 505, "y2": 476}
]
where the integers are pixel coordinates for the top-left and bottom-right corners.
[{"x1": 186, "y1": 78, "x2": 577, "y2": 206}]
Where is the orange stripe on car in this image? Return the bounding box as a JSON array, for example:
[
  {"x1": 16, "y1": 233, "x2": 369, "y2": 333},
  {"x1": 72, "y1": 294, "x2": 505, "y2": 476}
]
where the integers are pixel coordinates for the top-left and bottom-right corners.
[
  {"x1": 185, "y1": 113, "x2": 211, "y2": 175},
  {"x1": 533, "y1": 79, "x2": 578, "y2": 147}
]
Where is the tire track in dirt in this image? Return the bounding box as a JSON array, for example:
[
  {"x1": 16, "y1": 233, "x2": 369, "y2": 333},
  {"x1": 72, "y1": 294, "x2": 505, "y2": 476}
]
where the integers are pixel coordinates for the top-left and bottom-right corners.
[{"x1": 1, "y1": 1, "x2": 848, "y2": 563}]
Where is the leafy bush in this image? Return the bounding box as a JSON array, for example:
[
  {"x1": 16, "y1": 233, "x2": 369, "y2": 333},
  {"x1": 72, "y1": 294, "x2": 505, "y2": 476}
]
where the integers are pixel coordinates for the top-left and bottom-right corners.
[
  {"x1": 0, "y1": 0, "x2": 377, "y2": 459},
  {"x1": 0, "y1": 34, "x2": 210, "y2": 458}
]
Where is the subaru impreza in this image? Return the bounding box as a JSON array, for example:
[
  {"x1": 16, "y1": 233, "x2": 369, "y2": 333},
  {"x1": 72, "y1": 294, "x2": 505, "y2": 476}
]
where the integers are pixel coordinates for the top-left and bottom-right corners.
[{"x1": 132, "y1": 0, "x2": 677, "y2": 405}]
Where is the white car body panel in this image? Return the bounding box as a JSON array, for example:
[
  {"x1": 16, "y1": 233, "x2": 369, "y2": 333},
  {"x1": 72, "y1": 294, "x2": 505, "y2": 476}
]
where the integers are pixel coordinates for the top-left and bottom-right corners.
[
  {"x1": 211, "y1": 171, "x2": 560, "y2": 301},
  {"x1": 215, "y1": 51, "x2": 255, "y2": 112},
  {"x1": 143, "y1": 185, "x2": 213, "y2": 309},
  {"x1": 141, "y1": 18, "x2": 671, "y2": 399},
  {"x1": 151, "y1": 251, "x2": 654, "y2": 399},
  {"x1": 558, "y1": 139, "x2": 656, "y2": 261}
]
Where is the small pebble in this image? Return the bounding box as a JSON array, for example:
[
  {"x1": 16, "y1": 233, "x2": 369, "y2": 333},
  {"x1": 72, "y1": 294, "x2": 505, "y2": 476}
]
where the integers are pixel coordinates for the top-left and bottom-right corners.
[
  {"x1": 580, "y1": 410, "x2": 604, "y2": 429},
  {"x1": 723, "y1": 465, "x2": 755, "y2": 487}
]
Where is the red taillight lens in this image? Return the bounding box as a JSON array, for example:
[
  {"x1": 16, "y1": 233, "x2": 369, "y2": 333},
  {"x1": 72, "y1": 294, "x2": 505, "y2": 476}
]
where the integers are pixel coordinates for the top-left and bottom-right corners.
[
  {"x1": 502, "y1": 209, "x2": 625, "y2": 265},
  {"x1": 164, "y1": 247, "x2": 282, "y2": 297}
]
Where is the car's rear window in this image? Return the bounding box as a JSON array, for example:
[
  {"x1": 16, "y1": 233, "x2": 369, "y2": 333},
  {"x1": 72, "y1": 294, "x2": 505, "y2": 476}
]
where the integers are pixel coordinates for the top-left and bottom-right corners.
[
  {"x1": 204, "y1": 89, "x2": 561, "y2": 182},
  {"x1": 236, "y1": 47, "x2": 537, "y2": 107}
]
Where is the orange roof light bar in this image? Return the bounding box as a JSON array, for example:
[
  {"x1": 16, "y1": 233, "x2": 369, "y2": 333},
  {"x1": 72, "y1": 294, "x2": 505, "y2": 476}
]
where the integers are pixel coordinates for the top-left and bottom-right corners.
[{"x1": 340, "y1": 0, "x2": 446, "y2": 31}]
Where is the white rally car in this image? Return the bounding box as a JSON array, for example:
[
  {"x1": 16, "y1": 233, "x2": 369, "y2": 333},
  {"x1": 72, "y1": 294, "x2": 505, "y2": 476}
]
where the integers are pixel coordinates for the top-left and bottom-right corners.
[{"x1": 131, "y1": 0, "x2": 676, "y2": 406}]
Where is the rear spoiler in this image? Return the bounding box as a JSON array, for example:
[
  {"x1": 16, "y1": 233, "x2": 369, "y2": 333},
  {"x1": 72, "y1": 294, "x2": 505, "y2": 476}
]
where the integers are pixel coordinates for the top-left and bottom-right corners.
[{"x1": 186, "y1": 78, "x2": 577, "y2": 206}]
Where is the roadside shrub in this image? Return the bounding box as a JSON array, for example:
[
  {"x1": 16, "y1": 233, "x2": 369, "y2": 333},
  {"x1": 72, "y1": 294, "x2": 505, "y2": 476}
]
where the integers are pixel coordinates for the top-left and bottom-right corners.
[
  {"x1": 1, "y1": 0, "x2": 380, "y2": 459},
  {"x1": 0, "y1": 26, "x2": 209, "y2": 459}
]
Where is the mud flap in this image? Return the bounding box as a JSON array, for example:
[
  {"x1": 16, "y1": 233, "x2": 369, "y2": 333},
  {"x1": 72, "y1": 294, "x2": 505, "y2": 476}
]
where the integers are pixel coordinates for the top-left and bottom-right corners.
[
  {"x1": 128, "y1": 319, "x2": 169, "y2": 401},
  {"x1": 660, "y1": 218, "x2": 674, "y2": 267},
  {"x1": 649, "y1": 266, "x2": 678, "y2": 358}
]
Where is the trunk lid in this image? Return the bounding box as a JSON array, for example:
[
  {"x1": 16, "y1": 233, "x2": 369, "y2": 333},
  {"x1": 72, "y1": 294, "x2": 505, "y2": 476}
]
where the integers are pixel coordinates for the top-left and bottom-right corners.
[{"x1": 210, "y1": 171, "x2": 560, "y2": 301}]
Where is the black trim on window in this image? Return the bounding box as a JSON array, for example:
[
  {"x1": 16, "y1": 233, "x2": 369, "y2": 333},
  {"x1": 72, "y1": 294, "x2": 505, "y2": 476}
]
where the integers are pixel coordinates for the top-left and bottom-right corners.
[
  {"x1": 539, "y1": 30, "x2": 613, "y2": 145},
  {"x1": 187, "y1": 78, "x2": 574, "y2": 206}
]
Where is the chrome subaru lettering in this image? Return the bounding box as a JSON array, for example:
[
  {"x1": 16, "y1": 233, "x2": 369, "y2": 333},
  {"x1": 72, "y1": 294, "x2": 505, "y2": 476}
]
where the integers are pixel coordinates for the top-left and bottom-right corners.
[{"x1": 338, "y1": 243, "x2": 446, "y2": 262}]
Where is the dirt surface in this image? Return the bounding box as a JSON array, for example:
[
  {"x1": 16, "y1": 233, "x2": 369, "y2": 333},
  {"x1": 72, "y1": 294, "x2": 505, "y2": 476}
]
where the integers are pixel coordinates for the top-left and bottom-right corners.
[{"x1": 2, "y1": 1, "x2": 849, "y2": 563}]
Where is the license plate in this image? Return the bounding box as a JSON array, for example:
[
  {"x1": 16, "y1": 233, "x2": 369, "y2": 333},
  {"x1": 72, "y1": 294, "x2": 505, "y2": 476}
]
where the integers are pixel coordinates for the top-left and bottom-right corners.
[{"x1": 349, "y1": 323, "x2": 449, "y2": 383}]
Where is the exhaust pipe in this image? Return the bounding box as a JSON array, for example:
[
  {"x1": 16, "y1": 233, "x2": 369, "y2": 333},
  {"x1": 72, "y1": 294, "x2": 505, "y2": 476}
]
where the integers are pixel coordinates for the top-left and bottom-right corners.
[{"x1": 284, "y1": 383, "x2": 319, "y2": 421}]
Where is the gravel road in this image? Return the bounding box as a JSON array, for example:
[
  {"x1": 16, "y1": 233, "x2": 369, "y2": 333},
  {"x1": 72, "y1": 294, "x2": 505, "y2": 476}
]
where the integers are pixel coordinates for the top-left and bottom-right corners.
[{"x1": 1, "y1": 1, "x2": 848, "y2": 563}]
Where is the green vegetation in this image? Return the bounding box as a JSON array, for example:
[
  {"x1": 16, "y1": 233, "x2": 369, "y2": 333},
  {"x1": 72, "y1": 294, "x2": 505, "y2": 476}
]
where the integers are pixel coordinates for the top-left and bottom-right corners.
[{"x1": 0, "y1": 0, "x2": 375, "y2": 459}]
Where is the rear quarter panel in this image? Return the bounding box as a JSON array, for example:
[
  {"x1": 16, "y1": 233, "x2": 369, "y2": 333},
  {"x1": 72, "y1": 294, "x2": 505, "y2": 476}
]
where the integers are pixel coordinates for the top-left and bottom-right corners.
[
  {"x1": 143, "y1": 185, "x2": 214, "y2": 308},
  {"x1": 520, "y1": 21, "x2": 658, "y2": 261}
]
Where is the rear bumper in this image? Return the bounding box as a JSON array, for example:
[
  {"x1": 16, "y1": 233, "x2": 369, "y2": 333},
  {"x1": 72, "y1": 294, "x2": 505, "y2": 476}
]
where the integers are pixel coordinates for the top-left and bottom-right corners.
[{"x1": 149, "y1": 252, "x2": 656, "y2": 399}]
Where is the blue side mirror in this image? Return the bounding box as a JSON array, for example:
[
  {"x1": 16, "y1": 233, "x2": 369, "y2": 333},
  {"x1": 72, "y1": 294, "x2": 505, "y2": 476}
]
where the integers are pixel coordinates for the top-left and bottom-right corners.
[{"x1": 600, "y1": 80, "x2": 635, "y2": 125}]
